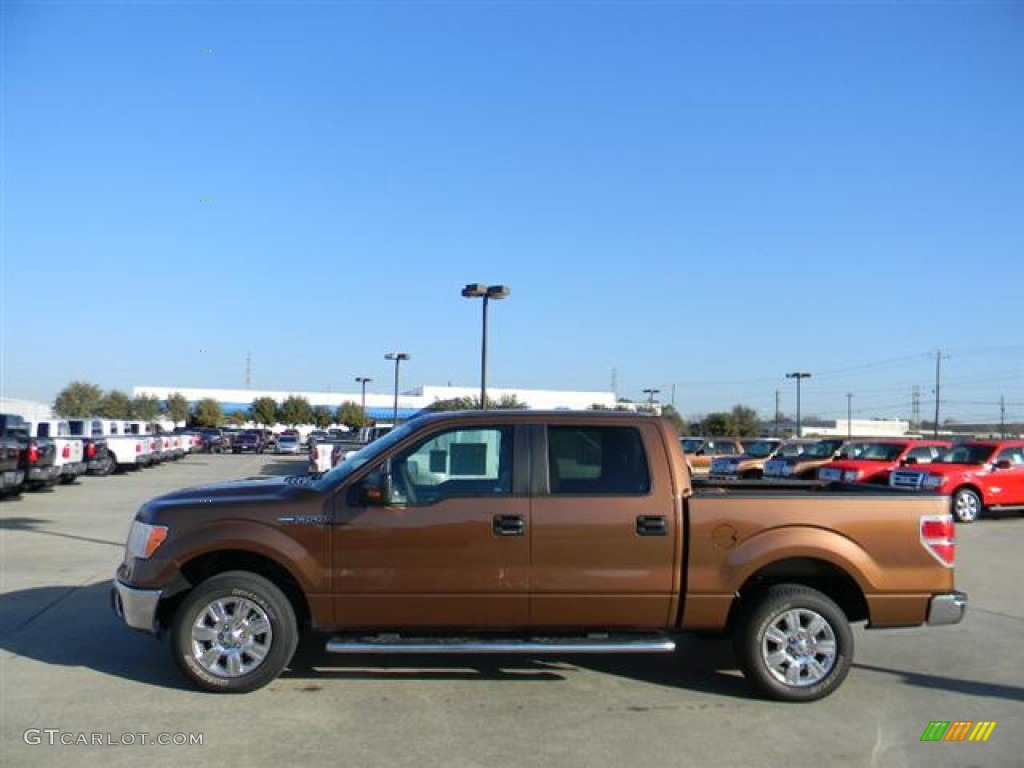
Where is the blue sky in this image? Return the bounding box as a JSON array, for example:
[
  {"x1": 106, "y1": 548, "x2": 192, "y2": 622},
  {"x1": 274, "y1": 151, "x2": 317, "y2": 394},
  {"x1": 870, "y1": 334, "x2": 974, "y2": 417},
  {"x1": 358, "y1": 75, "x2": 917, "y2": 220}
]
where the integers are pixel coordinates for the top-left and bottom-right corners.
[{"x1": 3, "y1": 0, "x2": 1023, "y2": 424}]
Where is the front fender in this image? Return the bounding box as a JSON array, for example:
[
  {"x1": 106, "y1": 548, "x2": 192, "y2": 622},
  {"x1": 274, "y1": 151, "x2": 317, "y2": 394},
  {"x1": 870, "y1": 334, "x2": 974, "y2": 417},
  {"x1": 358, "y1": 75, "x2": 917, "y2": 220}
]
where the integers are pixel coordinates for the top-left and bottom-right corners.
[{"x1": 126, "y1": 520, "x2": 327, "y2": 596}]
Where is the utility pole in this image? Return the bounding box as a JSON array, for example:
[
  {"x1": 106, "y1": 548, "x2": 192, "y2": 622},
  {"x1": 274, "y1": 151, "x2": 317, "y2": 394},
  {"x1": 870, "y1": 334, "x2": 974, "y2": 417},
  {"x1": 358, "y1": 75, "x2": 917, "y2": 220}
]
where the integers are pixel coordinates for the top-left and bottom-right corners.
[
  {"x1": 846, "y1": 393, "x2": 853, "y2": 438},
  {"x1": 1000, "y1": 396, "x2": 1006, "y2": 438},
  {"x1": 911, "y1": 385, "x2": 921, "y2": 430},
  {"x1": 774, "y1": 389, "x2": 780, "y2": 437},
  {"x1": 671, "y1": 383, "x2": 676, "y2": 408},
  {"x1": 785, "y1": 372, "x2": 812, "y2": 437},
  {"x1": 611, "y1": 368, "x2": 618, "y2": 399},
  {"x1": 933, "y1": 351, "x2": 945, "y2": 438},
  {"x1": 245, "y1": 351, "x2": 252, "y2": 389}
]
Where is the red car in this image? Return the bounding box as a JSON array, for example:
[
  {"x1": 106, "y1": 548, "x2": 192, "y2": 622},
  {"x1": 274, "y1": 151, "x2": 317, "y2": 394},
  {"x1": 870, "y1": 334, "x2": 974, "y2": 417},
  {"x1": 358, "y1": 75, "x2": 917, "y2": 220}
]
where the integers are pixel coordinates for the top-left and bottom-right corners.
[
  {"x1": 818, "y1": 440, "x2": 950, "y2": 485},
  {"x1": 890, "y1": 440, "x2": 1024, "y2": 523}
]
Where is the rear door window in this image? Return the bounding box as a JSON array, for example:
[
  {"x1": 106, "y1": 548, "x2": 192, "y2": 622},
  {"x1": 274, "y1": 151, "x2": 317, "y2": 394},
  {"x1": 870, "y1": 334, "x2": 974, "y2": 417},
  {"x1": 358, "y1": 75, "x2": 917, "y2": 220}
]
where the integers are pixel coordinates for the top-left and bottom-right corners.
[{"x1": 547, "y1": 426, "x2": 650, "y2": 495}]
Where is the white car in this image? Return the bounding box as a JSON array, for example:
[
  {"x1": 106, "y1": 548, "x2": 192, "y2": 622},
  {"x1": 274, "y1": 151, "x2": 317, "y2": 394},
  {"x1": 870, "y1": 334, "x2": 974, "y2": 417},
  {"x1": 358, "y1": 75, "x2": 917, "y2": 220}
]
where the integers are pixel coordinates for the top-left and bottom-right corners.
[{"x1": 275, "y1": 435, "x2": 302, "y2": 455}]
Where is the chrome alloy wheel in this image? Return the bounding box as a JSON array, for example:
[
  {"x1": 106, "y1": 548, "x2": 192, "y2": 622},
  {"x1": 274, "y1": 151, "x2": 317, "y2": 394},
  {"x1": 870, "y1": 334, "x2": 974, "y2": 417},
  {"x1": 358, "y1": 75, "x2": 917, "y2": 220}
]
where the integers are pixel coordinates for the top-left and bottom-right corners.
[
  {"x1": 761, "y1": 608, "x2": 837, "y2": 687},
  {"x1": 953, "y1": 489, "x2": 981, "y2": 523},
  {"x1": 190, "y1": 597, "x2": 274, "y2": 678}
]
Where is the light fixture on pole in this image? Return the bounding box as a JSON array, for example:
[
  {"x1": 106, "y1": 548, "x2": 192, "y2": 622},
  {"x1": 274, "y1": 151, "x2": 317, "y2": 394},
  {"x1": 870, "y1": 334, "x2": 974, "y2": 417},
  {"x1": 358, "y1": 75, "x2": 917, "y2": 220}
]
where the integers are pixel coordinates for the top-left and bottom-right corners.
[
  {"x1": 355, "y1": 377, "x2": 371, "y2": 423},
  {"x1": 785, "y1": 372, "x2": 812, "y2": 437},
  {"x1": 642, "y1": 388, "x2": 660, "y2": 407},
  {"x1": 384, "y1": 354, "x2": 409, "y2": 424},
  {"x1": 461, "y1": 283, "x2": 510, "y2": 409}
]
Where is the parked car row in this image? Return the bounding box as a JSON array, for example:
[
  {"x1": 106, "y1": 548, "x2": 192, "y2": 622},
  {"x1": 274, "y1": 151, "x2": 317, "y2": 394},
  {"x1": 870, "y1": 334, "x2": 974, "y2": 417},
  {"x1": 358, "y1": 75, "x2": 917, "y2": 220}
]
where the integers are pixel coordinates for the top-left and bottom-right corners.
[
  {"x1": 0, "y1": 413, "x2": 204, "y2": 498},
  {"x1": 690, "y1": 432, "x2": 1024, "y2": 523}
]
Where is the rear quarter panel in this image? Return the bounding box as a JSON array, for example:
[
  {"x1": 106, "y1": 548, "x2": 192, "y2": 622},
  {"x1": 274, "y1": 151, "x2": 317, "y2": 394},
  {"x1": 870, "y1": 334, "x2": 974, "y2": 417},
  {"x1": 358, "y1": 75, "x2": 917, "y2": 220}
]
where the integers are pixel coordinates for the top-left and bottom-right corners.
[{"x1": 682, "y1": 491, "x2": 955, "y2": 629}]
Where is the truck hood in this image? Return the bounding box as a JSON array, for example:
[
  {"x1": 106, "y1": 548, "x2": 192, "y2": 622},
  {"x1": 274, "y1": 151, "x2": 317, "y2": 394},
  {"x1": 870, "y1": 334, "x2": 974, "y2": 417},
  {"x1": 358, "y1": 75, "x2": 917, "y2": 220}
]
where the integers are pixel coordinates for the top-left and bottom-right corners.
[{"x1": 148, "y1": 475, "x2": 313, "y2": 508}]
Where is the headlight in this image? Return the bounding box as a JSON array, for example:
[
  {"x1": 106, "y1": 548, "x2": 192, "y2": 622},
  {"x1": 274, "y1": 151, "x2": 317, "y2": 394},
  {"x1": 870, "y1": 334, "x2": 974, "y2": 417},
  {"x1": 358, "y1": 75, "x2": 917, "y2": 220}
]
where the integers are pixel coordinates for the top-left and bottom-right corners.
[
  {"x1": 922, "y1": 475, "x2": 946, "y2": 490},
  {"x1": 125, "y1": 521, "x2": 169, "y2": 559},
  {"x1": 843, "y1": 470, "x2": 862, "y2": 483}
]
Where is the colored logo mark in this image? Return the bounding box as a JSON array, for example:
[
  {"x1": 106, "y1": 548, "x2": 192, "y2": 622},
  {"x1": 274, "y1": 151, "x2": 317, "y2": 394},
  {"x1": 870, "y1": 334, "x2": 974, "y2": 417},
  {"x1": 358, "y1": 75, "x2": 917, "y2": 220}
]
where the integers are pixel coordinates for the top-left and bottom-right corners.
[{"x1": 920, "y1": 721, "x2": 996, "y2": 742}]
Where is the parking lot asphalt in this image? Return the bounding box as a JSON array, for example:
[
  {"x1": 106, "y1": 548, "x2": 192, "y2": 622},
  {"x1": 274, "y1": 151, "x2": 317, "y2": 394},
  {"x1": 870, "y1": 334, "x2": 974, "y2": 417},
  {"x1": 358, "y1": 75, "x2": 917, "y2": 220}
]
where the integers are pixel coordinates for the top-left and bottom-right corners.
[{"x1": 1, "y1": 454, "x2": 1021, "y2": 768}]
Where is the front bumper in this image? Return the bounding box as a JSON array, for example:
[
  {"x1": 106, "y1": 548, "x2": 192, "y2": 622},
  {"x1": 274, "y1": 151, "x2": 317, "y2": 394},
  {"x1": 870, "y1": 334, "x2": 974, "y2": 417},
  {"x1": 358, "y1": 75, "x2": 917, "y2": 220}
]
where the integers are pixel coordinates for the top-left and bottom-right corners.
[
  {"x1": 111, "y1": 580, "x2": 162, "y2": 634},
  {"x1": 927, "y1": 591, "x2": 968, "y2": 625}
]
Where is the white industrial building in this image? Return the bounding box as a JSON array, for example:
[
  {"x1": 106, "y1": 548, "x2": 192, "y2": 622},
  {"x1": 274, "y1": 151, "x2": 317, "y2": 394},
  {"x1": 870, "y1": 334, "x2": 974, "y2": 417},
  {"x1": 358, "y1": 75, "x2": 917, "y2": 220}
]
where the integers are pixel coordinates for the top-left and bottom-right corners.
[
  {"x1": 803, "y1": 418, "x2": 912, "y2": 438},
  {"x1": 132, "y1": 384, "x2": 618, "y2": 422},
  {"x1": 0, "y1": 397, "x2": 55, "y2": 422}
]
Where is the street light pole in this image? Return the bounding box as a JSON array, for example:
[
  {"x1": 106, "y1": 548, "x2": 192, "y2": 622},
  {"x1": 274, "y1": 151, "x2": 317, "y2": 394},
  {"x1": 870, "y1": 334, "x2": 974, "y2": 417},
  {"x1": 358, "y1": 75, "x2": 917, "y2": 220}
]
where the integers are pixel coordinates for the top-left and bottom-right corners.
[
  {"x1": 642, "y1": 388, "x2": 660, "y2": 408},
  {"x1": 785, "y1": 372, "x2": 812, "y2": 437},
  {"x1": 384, "y1": 353, "x2": 409, "y2": 424},
  {"x1": 355, "y1": 376, "x2": 371, "y2": 423},
  {"x1": 846, "y1": 393, "x2": 853, "y2": 439},
  {"x1": 461, "y1": 283, "x2": 510, "y2": 409}
]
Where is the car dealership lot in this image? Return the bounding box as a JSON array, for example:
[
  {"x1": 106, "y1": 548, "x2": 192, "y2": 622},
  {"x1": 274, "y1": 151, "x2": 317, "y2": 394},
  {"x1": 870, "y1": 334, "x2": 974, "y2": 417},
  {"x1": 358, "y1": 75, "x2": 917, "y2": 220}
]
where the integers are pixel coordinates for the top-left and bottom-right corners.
[{"x1": 1, "y1": 456, "x2": 1022, "y2": 767}]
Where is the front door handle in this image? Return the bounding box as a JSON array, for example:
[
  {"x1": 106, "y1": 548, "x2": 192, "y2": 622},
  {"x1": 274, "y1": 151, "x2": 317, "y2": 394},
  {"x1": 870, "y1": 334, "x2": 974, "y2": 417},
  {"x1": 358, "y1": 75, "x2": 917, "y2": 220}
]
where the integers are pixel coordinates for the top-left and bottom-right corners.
[
  {"x1": 636, "y1": 515, "x2": 668, "y2": 536},
  {"x1": 493, "y1": 514, "x2": 526, "y2": 537}
]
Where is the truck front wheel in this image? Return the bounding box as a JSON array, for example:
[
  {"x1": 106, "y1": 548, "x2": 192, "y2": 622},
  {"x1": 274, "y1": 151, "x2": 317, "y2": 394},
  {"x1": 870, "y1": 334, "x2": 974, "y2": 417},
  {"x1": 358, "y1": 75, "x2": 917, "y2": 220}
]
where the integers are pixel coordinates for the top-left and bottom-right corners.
[
  {"x1": 171, "y1": 571, "x2": 298, "y2": 693},
  {"x1": 734, "y1": 584, "x2": 853, "y2": 702},
  {"x1": 952, "y1": 487, "x2": 982, "y2": 523}
]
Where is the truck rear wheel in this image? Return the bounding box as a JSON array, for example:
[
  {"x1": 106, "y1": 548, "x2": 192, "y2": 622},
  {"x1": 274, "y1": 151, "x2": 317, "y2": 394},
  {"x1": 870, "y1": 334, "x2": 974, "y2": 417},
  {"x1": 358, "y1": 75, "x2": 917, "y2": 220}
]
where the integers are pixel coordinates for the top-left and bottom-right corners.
[
  {"x1": 171, "y1": 571, "x2": 298, "y2": 693},
  {"x1": 734, "y1": 584, "x2": 853, "y2": 702}
]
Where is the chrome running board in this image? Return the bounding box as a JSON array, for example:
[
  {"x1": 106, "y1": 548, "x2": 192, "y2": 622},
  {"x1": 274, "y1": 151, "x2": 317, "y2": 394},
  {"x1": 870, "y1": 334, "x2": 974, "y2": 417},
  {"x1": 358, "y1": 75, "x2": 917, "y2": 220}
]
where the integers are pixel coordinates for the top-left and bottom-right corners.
[{"x1": 325, "y1": 635, "x2": 676, "y2": 655}]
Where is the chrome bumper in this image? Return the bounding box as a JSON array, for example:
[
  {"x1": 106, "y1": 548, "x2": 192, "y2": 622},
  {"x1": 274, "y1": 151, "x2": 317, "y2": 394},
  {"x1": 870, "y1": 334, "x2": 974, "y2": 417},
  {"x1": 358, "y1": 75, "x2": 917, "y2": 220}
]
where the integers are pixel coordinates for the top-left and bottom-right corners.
[
  {"x1": 111, "y1": 580, "x2": 162, "y2": 634},
  {"x1": 927, "y1": 591, "x2": 967, "y2": 625}
]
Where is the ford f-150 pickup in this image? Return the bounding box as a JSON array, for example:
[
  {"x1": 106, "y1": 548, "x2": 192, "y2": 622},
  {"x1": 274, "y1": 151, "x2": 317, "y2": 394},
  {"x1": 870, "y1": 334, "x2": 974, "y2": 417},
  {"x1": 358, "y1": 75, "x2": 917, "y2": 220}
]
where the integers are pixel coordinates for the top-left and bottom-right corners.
[
  {"x1": 890, "y1": 440, "x2": 1024, "y2": 523},
  {"x1": 1, "y1": 414, "x2": 59, "y2": 490},
  {"x1": 112, "y1": 411, "x2": 966, "y2": 701},
  {"x1": 29, "y1": 419, "x2": 87, "y2": 484},
  {"x1": 818, "y1": 440, "x2": 950, "y2": 485}
]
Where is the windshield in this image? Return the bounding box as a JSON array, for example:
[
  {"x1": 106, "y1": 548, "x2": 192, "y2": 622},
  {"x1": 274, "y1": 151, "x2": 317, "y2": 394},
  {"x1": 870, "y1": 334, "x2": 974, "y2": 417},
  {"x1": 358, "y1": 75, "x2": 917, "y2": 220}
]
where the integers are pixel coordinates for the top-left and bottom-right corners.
[
  {"x1": 313, "y1": 420, "x2": 419, "y2": 490},
  {"x1": 744, "y1": 440, "x2": 780, "y2": 458},
  {"x1": 853, "y1": 443, "x2": 905, "y2": 461},
  {"x1": 801, "y1": 440, "x2": 843, "y2": 459},
  {"x1": 934, "y1": 444, "x2": 996, "y2": 465},
  {"x1": 680, "y1": 439, "x2": 704, "y2": 453}
]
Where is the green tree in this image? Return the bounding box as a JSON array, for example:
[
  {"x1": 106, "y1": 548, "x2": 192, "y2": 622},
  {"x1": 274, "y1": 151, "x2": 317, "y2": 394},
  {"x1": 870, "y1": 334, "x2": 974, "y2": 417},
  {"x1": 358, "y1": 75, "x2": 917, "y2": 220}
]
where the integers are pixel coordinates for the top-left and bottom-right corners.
[
  {"x1": 730, "y1": 404, "x2": 761, "y2": 437},
  {"x1": 701, "y1": 412, "x2": 732, "y2": 435},
  {"x1": 54, "y1": 381, "x2": 104, "y2": 417},
  {"x1": 131, "y1": 394, "x2": 162, "y2": 422},
  {"x1": 336, "y1": 401, "x2": 367, "y2": 431},
  {"x1": 226, "y1": 410, "x2": 248, "y2": 425},
  {"x1": 278, "y1": 395, "x2": 314, "y2": 427},
  {"x1": 192, "y1": 398, "x2": 223, "y2": 427},
  {"x1": 312, "y1": 405, "x2": 334, "y2": 429},
  {"x1": 164, "y1": 392, "x2": 190, "y2": 425},
  {"x1": 99, "y1": 390, "x2": 134, "y2": 420},
  {"x1": 660, "y1": 404, "x2": 686, "y2": 434},
  {"x1": 250, "y1": 396, "x2": 279, "y2": 428},
  {"x1": 431, "y1": 394, "x2": 529, "y2": 411}
]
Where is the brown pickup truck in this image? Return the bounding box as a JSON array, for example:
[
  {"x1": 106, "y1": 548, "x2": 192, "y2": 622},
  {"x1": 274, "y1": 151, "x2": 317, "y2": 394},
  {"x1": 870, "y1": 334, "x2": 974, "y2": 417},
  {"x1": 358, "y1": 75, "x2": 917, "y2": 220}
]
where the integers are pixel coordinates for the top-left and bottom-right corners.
[{"x1": 112, "y1": 411, "x2": 965, "y2": 701}]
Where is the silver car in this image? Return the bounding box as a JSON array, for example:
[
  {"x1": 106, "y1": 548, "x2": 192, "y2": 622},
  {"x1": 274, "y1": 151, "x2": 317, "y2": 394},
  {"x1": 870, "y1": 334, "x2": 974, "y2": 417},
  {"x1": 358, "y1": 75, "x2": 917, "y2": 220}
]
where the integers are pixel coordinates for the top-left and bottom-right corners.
[{"x1": 274, "y1": 435, "x2": 302, "y2": 455}]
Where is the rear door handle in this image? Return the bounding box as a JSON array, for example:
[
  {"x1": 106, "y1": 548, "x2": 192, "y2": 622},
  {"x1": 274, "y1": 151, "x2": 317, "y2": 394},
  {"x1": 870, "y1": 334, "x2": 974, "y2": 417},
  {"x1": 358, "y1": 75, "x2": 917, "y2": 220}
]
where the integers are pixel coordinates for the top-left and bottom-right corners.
[
  {"x1": 493, "y1": 514, "x2": 526, "y2": 537},
  {"x1": 636, "y1": 515, "x2": 668, "y2": 536}
]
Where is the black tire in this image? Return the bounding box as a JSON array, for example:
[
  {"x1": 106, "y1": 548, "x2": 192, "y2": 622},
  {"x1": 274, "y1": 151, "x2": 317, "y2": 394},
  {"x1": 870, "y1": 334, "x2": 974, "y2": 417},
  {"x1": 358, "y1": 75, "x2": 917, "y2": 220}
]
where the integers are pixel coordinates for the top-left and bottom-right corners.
[
  {"x1": 734, "y1": 584, "x2": 853, "y2": 702},
  {"x1": 952, "y1": 487, "x2": 982, "y2": 523},
  {"x1": 171, "y1": 571, "x2": 298, "y2": 693}
]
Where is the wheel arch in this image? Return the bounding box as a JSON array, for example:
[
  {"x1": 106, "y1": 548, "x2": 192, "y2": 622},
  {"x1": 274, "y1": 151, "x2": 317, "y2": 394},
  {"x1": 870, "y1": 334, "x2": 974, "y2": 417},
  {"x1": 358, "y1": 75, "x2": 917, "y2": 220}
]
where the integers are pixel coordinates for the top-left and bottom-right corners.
[
  {"x1": 727, "y1": 557, "x2": 869, "y2": 631},
  {"x1": 157, "y1": 549, "x2": 312, "y2": 633}
]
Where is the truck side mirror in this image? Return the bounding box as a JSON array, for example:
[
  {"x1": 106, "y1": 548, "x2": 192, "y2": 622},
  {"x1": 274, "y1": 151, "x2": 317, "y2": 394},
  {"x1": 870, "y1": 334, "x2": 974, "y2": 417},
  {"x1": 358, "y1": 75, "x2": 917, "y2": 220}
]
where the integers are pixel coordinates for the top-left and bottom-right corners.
[
  {"x1": 359, "y1": 470, "x2": 392, "y2": 506},
  {"x1": 902, "y1": 457, "x2": 919, "y2": 466},
  {"x1": 994, "y1": 459, "x2": 1012, "y2": 470}
]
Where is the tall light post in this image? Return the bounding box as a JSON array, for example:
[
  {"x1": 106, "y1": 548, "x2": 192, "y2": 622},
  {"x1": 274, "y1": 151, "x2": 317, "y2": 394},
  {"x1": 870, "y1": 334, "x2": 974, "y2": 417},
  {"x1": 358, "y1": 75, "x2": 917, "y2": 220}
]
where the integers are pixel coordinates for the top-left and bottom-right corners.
[
  {"x1": 384, "y1": 353, "x2": 409, "y2": 424},
  {"x1": 785, "y1": 372, "x2": 812, "y2": 437},
  {"x1": 355, "y1": 376, "x2": 371, "y2": 423},
  {"x1": 461, "y1": 283, "x2": 510, "y2": 409},
  {"x1": 846, "y1": 392, "x2": 853, "y2": 439},
  {"x1": 642, "y1": 388, "x2": 660, "y2": 408}
]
